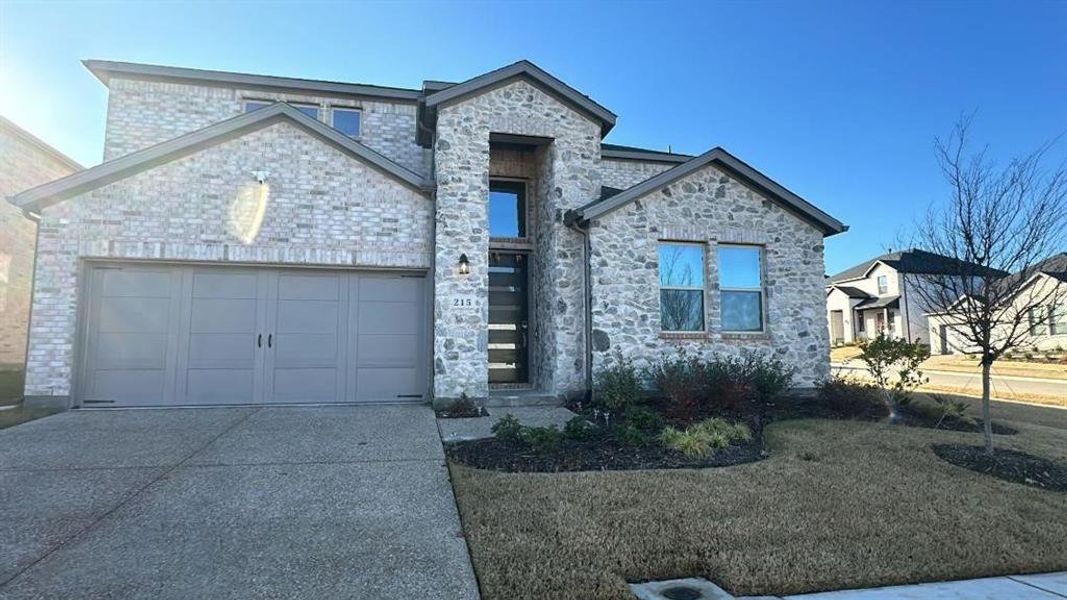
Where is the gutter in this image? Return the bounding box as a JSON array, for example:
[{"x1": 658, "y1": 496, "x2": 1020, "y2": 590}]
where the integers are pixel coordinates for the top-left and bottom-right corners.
[{"x1": 564, "y1": 209, "x2": 594, "y2": 394}]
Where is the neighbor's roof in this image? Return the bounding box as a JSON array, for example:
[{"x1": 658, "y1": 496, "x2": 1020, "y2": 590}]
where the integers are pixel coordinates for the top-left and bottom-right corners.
[
  {"x1": 569, "y1": 146, "x2": 847, "y2": 236},
  {"x1": 828, "y1": 249, "x2": 1009, "y2": 283},
  {"x1": 855, "y1": 295, "x2": 900, "y2": 310},
  {"x1": 600, "y1": 143, "x2": 691, "y2": 163},
  {"x1": 0, "y1": 116, "x2": 83, "y2": 172},
  {"x1": 1033, "y1": 252, "x2": 1067, "y2": 284},
  {"x1": 422, "y1": 60, "x2": 617, "y2": 136},
  {"x1": 83, "y1": 60, "x2": 424, "y2": 102},
  {"x1": 10, "y1": 103, "x2": 432, "y2": 212},
  {"x1": 829, "y1": 285, "x2": 873, "y2": 299}
]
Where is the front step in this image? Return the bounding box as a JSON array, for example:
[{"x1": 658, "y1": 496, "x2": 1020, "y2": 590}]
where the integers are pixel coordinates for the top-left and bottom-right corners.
[{"x1": 485, "y1": 390, "x2": 561, "y2": 408}]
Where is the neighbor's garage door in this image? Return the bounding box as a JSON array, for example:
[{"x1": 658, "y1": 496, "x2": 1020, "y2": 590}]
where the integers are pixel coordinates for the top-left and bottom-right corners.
[{"x1": 77, "y1": 263, "x2": 427, "y2": 407}]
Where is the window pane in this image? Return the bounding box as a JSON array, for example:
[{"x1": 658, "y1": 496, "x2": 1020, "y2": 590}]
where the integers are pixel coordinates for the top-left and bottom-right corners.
[
  {"x1": 244, "y1": 101, "x2": 271, "y2": 113},
  {"x1": 332, "y1": 108, "x2": 361, "y2": 137},
  {"x1": 294, "y1": 105, "x2": 320, "y2": 120},
  {"x1": 719, "y1": 246, "x2": 761, "y2": 288},
  {"x1": 659, "y1": 245, "x2": 704, "y2": 288},
  {"x1": 489, "y1": 182, "x2": 525, "y2": 237},
  {"x1": 721, "y1": 290, "x2": 763, "y2": 331},
  {"x1": 661, "y1": 290, "x2": 704, "y2": 331}
]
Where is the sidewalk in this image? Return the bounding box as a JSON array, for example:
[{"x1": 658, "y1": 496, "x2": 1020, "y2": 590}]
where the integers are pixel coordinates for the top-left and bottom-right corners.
[{"x1": 768, "y1": 572, "x2": 1067, "y2": 599}]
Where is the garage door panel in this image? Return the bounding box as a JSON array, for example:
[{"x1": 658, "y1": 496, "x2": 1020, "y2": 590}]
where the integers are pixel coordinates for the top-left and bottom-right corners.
[
  {"x1": 95, "y1": 333, "x2": 168, "y2": 370},
  {"x1": 185, "y1": 369, "x2": 256, "y2": 404},
  {"x1": 359, "y1": 276, "x2": 421, "y2": 302},
  {"x1": 274, "y1": 333, "x2": 338, "y2": 366},
  {"x1": 191, "y1": 271, "x2": 258, "y2": 299},
  {"x1": 189, "y1": 298, "x2": 258, "y2": 333},
  {"x1": 356, "y1": 334, "x2": 418, "y2": 368},
  {"x1": 186, "y1": 334, "x2": 256, "y2": 369},
  {"x1": 356, "y1": 368, "x2": 420, "y2": 399},
  {"x1": 271, "y1": 368, "x2": 338, "y2": 403},
  {"x1": 277, "y1": 274, "x2": 340, "y2": 300},
  {"x1": 99, "y1": 269, "x2": 173, "y2": 297},
  {"x1": 98, "y1": 297, "x2": 171, "y2": 333},
  {"x1": 89, "y1": 370, "x2": 167, "y2": 405},
  {"x1": 276, "y1": 300, "x2": 339, "y2": 333},
  {"x1": 358, "y1": 302, "x2": 420, "y2": 335}
]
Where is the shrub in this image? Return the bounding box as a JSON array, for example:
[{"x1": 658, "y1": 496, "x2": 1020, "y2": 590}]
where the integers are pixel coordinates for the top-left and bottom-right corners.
[
  {"x1": 613, "y1": 423, "x2": 653, "y2": 447},
  {"x1": 647, "y1": 352, "x2": 705, "y2": 422},
  {"x1": 695, "y1": 417, "x2": 752, "y2": 443},
  {"x1": 925, "y1": 394, "x2": 977, "y2": 428},
  {"x1": 858, "y1": 334, "x2": 930, "y2": 412},
  {"x1": 817, "y1": 375, "x2": 886, "y2": 418},
  {"x1": 491, "y1": 414, "x2": 523, "y2": 443},
  {"x1": 439, "y1": 393, "x2": 485, "y2": 418},
  {"x1": 660, "y1": 418, "x2": 751, "y2": 457},
  {"x1": 621, "y1": 405, "x2": 664, "y2": 433},
  {"x1": 593, "y1": 353, "x2": 645, "y2": 414},
  {"x1": 562, "y1": 416, "x2": 599, "y2": 441},
  {"x1": 522, "y1": 425, "x2": 563, "y2": 453}
]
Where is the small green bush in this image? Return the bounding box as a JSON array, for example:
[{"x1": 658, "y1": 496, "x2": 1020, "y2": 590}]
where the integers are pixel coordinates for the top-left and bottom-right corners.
[
  {"x1": 660, "y1": 418, "x2": 751, "y2": 457},
  {"x1": 491, "y1": 414, "x2": 524, "y2": 442},
  {"x1": 924, "y1": 394, "x2": 977, "y2": 428},
  {"x1": 695, "y1": 417, "x2": 752, "y2": 443},
  {"x1": 621, "y1": 405, "x2": 664, "y2": 433},
  {"x1": 522, "y1": 425, "x2": 563, "y2": 453},
  {"x1": 562, "y1": 416, "x2": 599, "y2": 441},
  {"x1": 613, "y1": 423, "x2": 652, "y2": 447},
  {"x1": 593, "y1": 353, "x2": 645, "y2": 414},
  {"x1": 817, "y1": 375, "x2": 886, "y2": 418}
]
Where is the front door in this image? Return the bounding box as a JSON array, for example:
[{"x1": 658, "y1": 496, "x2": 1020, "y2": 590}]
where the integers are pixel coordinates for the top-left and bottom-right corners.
[
  {"x1": 488, "y1": 252, "x2": 529, "y2": 384},
  {"x1": 830, "y1": 310, "x2": 844, "y2": 344}
]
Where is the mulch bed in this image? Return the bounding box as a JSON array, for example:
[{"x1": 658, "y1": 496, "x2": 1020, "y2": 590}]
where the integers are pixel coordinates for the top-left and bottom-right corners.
[
  {"x1": 932, "y1": 444, "x2": 1067, "y2": 492},
  {"x1": 446, "y1": 435, "x2": 765, "y2": 473},
  {"x1": 760, "y1": 396, "x2": 1017, "y2": 435}
]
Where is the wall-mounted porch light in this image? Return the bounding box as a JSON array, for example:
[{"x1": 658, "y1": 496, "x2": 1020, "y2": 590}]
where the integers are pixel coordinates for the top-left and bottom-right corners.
[{"x1": 458, "y1": 253, "x2": 471, "y2": 275}]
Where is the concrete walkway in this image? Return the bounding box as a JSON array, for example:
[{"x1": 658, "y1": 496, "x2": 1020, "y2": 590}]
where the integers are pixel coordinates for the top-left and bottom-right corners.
[
  {"x1": 775, "y1": 572, "x2": 1067, "y2": 599},
  {"x1": 0, "y1": 405, "x2": 480, "y2": 600}
]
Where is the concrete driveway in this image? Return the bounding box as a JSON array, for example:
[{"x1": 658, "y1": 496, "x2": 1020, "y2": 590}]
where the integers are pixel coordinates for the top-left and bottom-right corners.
[{"x1": 0, "y1": 405, "x2": 480, "y2": 599}]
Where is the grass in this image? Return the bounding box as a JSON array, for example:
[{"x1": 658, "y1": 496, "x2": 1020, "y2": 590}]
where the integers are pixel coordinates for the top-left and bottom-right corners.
[
  {"x1": 830, "y1": 345, "x2": 863, "y2": 363},
  {"x1": 924, "y1": 355, "x2": 1067, "y2": 381},
  {"x1": 449, "y1": 397, "x2": 1067, "y2": 599},
  {"x1": 0, "y1": 404, "x2": 60, "y2": 429}
]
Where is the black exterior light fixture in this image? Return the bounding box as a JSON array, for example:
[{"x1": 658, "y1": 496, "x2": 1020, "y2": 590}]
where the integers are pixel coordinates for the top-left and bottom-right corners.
[{"x1": 458, "y1": 253, "x2": 471, "y2": 275}]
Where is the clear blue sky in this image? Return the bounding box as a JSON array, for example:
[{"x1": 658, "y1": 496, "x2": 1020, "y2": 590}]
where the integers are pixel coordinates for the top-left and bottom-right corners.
[{"x1": 1, "y1": 1, "x2": 1064, "y2": 274}]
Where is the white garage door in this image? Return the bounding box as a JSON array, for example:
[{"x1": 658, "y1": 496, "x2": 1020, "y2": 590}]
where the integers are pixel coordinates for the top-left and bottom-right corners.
[{"x1": 77, "y1": 262, "x2": 427, "y2": 407}]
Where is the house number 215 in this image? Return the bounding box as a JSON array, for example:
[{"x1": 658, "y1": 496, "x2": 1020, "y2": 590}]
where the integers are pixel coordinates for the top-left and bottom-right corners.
[{"x1": 452, "y1": 296, "x2": 476, "y2": 309}]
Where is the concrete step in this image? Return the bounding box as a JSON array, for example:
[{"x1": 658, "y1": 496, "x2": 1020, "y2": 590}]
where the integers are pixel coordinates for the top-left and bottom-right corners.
[{"x1": 484, "y1": 390, "x2": 561, "y2": 408}]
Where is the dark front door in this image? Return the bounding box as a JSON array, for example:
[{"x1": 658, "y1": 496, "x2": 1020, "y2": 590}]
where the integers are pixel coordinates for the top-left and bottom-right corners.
[{"x1": 488, "y1": 252, "x2": 529, "y2": 384}]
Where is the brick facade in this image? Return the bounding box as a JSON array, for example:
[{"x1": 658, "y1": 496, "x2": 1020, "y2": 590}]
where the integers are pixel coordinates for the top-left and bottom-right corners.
[
  {"x1": 0, "y1": 121, "x2": 80, "y2": 369},
  {"x1": 26, "y1": 122, "x2": 431, "y2": 398}
]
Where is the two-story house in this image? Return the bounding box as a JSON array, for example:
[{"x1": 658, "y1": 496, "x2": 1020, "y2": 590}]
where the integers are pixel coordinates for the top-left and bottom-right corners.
[
  {"x1": 825, "y1": 249, "x2": 1002, "y2": 346},
  {"x1": 0, "y1": 117, "x2": 82, "y2": 373},
  {"x1": 10, "y1": 59, "x2": 846, "y2": 409}
]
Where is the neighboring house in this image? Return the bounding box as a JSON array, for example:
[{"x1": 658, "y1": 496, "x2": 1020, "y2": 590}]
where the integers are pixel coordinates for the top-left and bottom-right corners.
[
  {"x1": 928, "y1": 253, "x2": 1067, "y2": 355},
  {"x1": 9, "y1": 59, "x2": 846, "y2": 409},
  {"x1": 825, "y1": 249, "x2": 1003, "y2": 346},
  {"x1": 0, "y1": 116, "x2": 82, "y2": 370}
]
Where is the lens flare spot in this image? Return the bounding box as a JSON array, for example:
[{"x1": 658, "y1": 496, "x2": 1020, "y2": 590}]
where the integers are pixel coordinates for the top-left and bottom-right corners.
[{"x1": 229, "y1": 182, "x2": 268, "y2": 245}]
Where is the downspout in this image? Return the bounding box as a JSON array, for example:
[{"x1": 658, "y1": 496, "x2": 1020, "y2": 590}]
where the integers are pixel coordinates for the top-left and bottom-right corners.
[{"x1": 564, "y1": 209, "x2": 594, "y2": 395}]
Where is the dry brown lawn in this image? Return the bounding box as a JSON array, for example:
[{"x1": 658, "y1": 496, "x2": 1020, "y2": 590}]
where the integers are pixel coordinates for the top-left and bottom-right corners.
[
  {"x1": 924, "y1": 355, "x2": 1067, "y2": 381},
  {"x1": 450, "y1": 399, "x2": 1067, "y2": 599}
]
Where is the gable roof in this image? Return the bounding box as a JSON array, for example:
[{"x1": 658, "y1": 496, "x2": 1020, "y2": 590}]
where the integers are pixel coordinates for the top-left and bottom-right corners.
[
  {"x1": 0, "y1": 116, "x2": 83, "y2": 172},
  {"x1": 1033, "y1": 252, "x2": 1067, "y2": 284},
  {"x1": 10, "y1": 103, "x2": 432, "y2": 212},
  {"x1": 828, "y1": 249, "x2": 1009, "y2": 284},
  {"x1": 83, "y1": 60, "x2": 423, "y2": 102},
  {"x1": 828, "y1": 285, "x2": 874, "y2": 299},
  {"x1": 570, "y1": 146, "x2": 847, "y2": 236},
  {"x1": 422, "y1": 60, "x2": 617, "y2": 136}
]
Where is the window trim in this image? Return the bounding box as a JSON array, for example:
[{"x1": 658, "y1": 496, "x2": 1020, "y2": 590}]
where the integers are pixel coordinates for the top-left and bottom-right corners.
[
  {"x1": 718, "y1": 243, "x2": 766, "y2": 333},
  {"x1": 658, "y1": 241, "x2": 707, "y2": 333},
  {"x1": 488, "y1": 179, "x2": 528, "y2": 240},
  {"x1": 1029, "y1": 306, "x2": 1046, "y2": 337},
  {"x1": 330, "y1": 106, "x2": 362, "y2": 138},
  {"x1": 1052, "y1": 303, "x2": 1067, "y2": 336},
  {"x1": 876, "y1": 274, "x2": 889, "y2": 295}
]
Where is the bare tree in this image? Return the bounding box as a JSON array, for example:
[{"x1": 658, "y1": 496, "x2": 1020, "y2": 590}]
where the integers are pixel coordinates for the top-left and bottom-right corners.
[{"x1": 909, "y1": 116, "x2": 1067, "y2": 454}]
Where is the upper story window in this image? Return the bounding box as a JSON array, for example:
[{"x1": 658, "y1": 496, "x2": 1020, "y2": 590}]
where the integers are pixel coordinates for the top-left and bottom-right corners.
[
  {"x1": 877, "y1": 274, "x2": 889, "y2": 295},
  {"x1": 244, "y1": 100, "x2": 320, "y2": 120},
  {"x1": 331, "y1": 107, "x2": 361, "y2": 138},
  {"x1": 489, "y1": 180, "x2": 526, "y2": 238},
  {"x1": 1028, "y1": 306, "x2": 1046, "y2": 336},
  {"x1": 659, "y1": 243, "x2": 705, "y2": 332},
  {"x1": 719, "y1": 245, "x2": 764, "y2": 332},
  {"x1": 1052, "y1": 304, "x2": 1067, "y2": 336}
]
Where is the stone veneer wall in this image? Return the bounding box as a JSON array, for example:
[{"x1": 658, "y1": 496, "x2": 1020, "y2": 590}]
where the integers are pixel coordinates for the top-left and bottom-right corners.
[
  {"x1": 587, "y1": 163, "x2": 831, "y2": 387},
  {"x1": 25, "y1": 122, "x2": 431, "y2": 398},
  {"x1": 599, "y1": 158, "x2": 675, "y2": 190},
  {"x1": 103, "y1": 77, "x2": 429, "y2": 175},
  {"x1": 432, "y1": 79, "x2": 601, "y2": 400},
  {"x1": 0, "y1": 127, "x2": 80, "y2": 368}
]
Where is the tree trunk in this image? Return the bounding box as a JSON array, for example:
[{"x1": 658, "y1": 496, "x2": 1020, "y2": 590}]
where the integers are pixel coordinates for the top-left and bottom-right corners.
[{"x1": 981, "y1": 360, "x2": 994, "y2": 455}]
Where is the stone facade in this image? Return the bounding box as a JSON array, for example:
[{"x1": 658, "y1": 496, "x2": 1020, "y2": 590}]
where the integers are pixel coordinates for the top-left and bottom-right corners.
[
  {"x1": 587, "y1": 163, "x2": 831, "y2": 387},
  {"x1": 25, "y1": 122, "x2": 431, "y2": 398},
  {"x1": 0, "y1": 121, "x2": 80, "y2": 368},
  {"x1": 432, "y1": 79, "x2": 601, "y2": 400},
  {"x1": 103, "y1": 77, "x2": 429, "y2": 175},
  {"x1": 599, "y1": 157, "x2": 674, "y2": 190}
]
